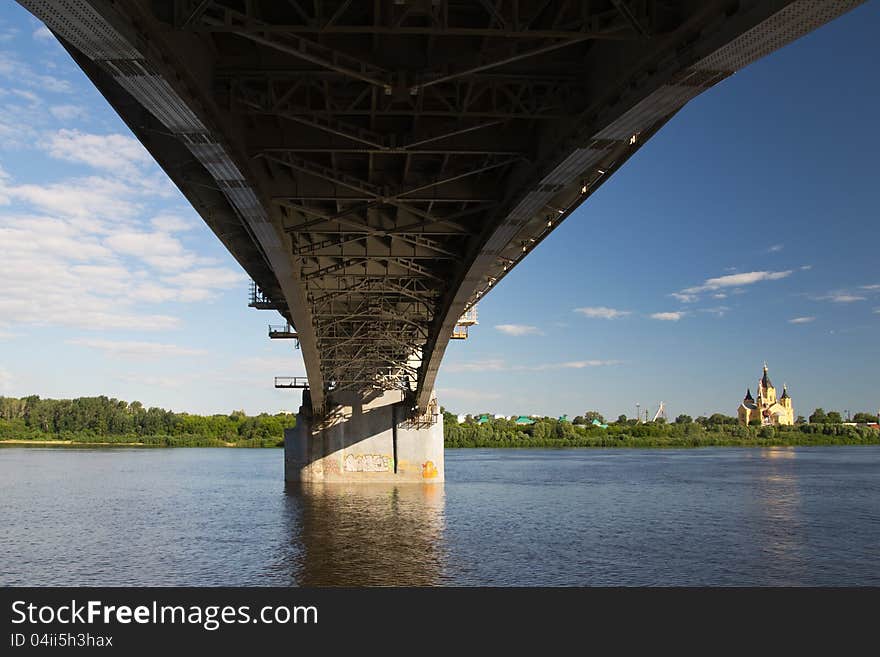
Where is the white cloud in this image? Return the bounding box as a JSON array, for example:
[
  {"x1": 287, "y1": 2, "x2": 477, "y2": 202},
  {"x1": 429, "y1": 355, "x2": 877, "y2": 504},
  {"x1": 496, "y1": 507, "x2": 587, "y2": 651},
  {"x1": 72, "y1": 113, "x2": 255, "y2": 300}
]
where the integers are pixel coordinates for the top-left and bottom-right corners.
[
  {"x1": 32, "y1": 25, "x2": 54, "y2": 41},
  {"x1": 445, "y1": 359, "x2": 507, "y2": 373},
  {"x1": 0, "y1": 172, "x2": 241, "y2": 331},
  {"x1": 1, "y1": 176, "x2": 145, "y2": 222},
  {"x1": 495, "y1": 324, "x2": 542, "y2": 336},
  {"x1": 670, "y1": 293, "x2": 698, "y2": 303},
  {"x1": 42, "y1": 129, "x2": 154, "y2": 176},
  {"x1": 162, "y1": 268, "x2": 246, "y2": 300},
  {"x1": 800, "y1": 265, "x2": 813, "y2": 271},
  {"x1": 712, "y1": 293, "x2": 727, "y2": 299},
  {"x1": 860, "y1": 284, "x2": 880, "y2": 291},
  {"x1": 445, "y1": 358, "x2": 620, "y2": 373},
  {"x1": 651, "y1": 312, "x2": 685, "y2": 321},
  {"x1": 700, "y1": 306, "x2": 730, "y2": 317},
  {"x1": 0, "y1": 52, "x2": 71, "y2": 93},
  {"x1": 49, "y1": 104, "x2": 88, "y2": 121},
  {"x1": 66, "y1": 339, "x2": 207, "y2": 359},
  {"x1": 574, "y1": 306, "x2": 631, "y2": 319},
  {"x1": 788, "y1": 316, "x2": 816, "y2": 324},
  {"x1": 542, "y1": 360, "x2": 620, "y2": 370},
  {"x1": 151, "y1": 214, "x2": 193, "y2": 232},
  {"x1": 682, "y1": 270, "x2": 792, "y2": 294},
  {"x1": 0, "y1": 101, "x2": 41, "y2": 149},
  {"x1": 814, "y1": 293, "x2": 866, "y2": 303},
  {"x1": 6, "y1": 88, "x2": 40, "y2": 104},
  {"x1": 104, "y1": 229, "x2": 217, "y2": 272},
  {"x1": 767, "y1": 244, "x2": 784, "y2": 253}
]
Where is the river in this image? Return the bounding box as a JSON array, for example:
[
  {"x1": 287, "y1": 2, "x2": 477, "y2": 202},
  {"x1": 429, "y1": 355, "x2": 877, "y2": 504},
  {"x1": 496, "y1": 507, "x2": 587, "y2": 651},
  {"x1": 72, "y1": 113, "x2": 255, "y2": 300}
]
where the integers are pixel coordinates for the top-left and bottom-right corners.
[{"x1": 1, "y1": 446, "x2": 878, "y2": 586}]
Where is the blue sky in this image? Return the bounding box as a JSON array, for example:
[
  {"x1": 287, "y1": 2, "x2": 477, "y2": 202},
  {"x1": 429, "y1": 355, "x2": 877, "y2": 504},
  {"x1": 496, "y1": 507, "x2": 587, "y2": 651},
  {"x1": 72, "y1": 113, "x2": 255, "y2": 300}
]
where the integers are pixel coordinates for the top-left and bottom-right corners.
[{"x1": 0, "y1": 2, "x2": 877, "y2": 419}]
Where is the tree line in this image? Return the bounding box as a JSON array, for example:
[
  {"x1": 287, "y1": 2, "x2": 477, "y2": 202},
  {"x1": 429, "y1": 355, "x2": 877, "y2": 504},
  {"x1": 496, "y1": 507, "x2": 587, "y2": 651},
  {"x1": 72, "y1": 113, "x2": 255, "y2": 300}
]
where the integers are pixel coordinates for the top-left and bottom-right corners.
[
  {"x1": 444, "y1": 410, "x2": 880, "y2": 448},
  {"x1": 0, "y1": 395, "x2": 294, "y2": 447}
]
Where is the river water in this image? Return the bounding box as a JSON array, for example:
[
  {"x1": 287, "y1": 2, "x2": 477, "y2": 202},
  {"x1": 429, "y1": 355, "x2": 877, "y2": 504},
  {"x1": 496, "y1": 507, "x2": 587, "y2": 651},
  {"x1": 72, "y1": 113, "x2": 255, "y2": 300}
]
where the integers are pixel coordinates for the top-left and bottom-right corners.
[{"x1": 1, "y1": 446, "x2": 878, "y2": 586}]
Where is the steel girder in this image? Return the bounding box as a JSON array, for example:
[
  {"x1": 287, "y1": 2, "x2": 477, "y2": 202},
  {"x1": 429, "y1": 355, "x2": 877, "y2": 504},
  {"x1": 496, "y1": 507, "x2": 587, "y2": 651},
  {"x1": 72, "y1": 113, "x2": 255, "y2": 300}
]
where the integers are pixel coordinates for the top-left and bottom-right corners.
[{"x1": 18, "y1": 0, "x2": 866, "y2": 414}]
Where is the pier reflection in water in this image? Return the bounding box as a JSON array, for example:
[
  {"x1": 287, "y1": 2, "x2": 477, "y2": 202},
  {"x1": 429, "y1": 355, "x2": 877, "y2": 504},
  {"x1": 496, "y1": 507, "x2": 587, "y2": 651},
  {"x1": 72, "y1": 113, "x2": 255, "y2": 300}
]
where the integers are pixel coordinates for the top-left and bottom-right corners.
[{"x1": 279, "y1": 483, "x2": 447, "y2": 586}]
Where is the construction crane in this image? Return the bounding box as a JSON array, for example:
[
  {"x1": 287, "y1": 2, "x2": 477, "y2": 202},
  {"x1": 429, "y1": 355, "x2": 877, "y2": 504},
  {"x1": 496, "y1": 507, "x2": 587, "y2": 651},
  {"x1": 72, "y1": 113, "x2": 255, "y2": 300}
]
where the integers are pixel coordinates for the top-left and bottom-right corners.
[{"x1": 651, "y1": 402, "x2": 667, "y2": 422}]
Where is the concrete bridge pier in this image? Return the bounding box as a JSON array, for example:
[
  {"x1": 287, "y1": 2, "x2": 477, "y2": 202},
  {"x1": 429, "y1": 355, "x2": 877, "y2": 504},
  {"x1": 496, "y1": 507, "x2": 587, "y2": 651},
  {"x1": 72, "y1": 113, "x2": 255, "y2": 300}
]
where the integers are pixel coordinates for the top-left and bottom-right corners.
[{"x1": 284, "y1": 390, "x2": 444, "y2": 483}]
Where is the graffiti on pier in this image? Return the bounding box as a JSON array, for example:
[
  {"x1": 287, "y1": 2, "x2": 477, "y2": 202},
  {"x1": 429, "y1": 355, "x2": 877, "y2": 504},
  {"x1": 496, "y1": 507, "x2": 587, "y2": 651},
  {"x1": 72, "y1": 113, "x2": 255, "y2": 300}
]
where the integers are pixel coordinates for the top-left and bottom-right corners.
[
  {"x1": 421, "y1": 461, "x2": 439, "y2": 479},
  {"x1": 344, "y1": 453, "x2": 392, "y2": 473},
  {"x1": 322, "y1": 457, "x2": 341, "y2": 475}
]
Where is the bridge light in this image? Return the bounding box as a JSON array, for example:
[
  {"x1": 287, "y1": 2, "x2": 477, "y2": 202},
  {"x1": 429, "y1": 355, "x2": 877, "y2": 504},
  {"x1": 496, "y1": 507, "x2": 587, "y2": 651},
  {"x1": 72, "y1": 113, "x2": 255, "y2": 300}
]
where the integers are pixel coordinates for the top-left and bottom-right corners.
[
  {"x1": 547, "y1": 220, "x2": 552, "y2": 227},
  {"x1": 581, "y1": 184, "x2": 588, "y2": 193},
  {"x1": 629, "y1": 133, "x2": 639, "y2": 145}
]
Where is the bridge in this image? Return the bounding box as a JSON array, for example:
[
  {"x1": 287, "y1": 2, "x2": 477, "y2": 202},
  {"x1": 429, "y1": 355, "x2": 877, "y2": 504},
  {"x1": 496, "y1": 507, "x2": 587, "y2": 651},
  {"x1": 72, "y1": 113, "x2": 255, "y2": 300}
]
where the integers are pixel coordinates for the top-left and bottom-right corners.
[{"x1": 19, "y1": 0, "x2": 863, "y2": 481}]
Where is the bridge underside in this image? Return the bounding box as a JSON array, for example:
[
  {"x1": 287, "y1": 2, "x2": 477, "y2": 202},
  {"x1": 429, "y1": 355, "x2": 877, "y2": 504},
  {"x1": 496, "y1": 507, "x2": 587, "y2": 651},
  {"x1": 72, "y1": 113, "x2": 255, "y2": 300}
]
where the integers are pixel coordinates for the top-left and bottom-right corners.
[{"x1": 20, "y1": 0, "x2": 863, "y2": 418}]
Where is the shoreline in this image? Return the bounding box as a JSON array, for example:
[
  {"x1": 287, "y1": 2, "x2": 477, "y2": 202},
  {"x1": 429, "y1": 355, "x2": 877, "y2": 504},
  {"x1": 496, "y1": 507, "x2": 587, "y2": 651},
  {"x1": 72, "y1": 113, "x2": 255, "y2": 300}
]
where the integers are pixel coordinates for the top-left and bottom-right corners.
[{"x1": 2, "y1": 439, "x2": 878, "y2": 450}]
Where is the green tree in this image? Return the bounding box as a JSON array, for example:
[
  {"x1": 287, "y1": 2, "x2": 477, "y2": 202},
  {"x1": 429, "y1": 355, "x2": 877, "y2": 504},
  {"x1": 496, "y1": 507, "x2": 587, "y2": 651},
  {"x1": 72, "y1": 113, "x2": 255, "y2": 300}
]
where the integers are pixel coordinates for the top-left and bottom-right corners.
[
  {"x1": 853, "y1": 412, "x2": 878, "y2": 424},
  {"x1": 616, "y1": 414, "x2": 627, "y2": 424},
  {"x1": 809, "y1": 408, "x2": 827, "y2": 424},
  {"x1": 708, "y1": 413, "x2": 730, "y2": 426},
  {"x1": 675, "y1": 414, "x2": 692, "y2": 424},
  {"x1": 584, "y1": 411, "x2": 604, "y2": 423},
  {"x1": 826, "y1": 411, "x2": 843, "y2": 424}
]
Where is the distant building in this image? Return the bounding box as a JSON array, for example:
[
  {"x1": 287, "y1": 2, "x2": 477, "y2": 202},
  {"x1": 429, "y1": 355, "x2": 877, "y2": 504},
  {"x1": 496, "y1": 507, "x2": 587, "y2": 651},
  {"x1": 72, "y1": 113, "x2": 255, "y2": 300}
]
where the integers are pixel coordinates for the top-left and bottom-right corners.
[
  {"x1": 514, "y1": 416, "x2": 535, "y2": 425},
  {"x1": 738, "y1": 363, "x2": 794, "y2": 426}
]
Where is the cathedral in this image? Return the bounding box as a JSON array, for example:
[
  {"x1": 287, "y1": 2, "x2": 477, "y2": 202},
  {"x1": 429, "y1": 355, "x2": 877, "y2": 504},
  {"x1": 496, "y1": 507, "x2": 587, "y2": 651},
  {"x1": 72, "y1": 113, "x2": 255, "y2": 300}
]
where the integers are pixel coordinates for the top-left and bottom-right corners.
[{"x1": 738, "y1": 363, "x2": 795, "y2": 426}]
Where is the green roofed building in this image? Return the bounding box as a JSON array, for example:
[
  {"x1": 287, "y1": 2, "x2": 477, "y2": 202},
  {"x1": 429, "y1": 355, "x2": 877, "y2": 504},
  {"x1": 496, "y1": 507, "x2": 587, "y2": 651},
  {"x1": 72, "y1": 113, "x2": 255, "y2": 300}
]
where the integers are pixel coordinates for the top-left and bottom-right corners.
[
  {"x1": 477, "y1": 414, "x2": 491, "y2": 424},
  {"x1": 558, "y1": 414, "x2": 570, "y2": 423},
  {"x1": 514, "y1": 416, "x2": 535, "y2": 425}
]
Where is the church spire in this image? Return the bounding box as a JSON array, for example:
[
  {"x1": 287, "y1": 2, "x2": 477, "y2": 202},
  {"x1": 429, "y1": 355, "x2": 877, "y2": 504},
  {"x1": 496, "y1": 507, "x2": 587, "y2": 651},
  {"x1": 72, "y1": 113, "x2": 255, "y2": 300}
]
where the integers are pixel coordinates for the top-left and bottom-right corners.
[
  {"x1": 780, "y1": 383, "x2": 790, "y2": 400},
  {"x1": 744, "y1": 388, "x2": 754, "y2": 402},
  {"x1": 761, "y1": 362, "x2": 773, "y2": 389}
]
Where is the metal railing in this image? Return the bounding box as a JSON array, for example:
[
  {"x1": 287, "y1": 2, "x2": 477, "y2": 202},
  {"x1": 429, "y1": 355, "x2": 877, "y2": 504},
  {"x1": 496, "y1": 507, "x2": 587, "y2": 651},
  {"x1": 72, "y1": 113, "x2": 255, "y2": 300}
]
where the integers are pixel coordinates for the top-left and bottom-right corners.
[
  {"x1": 274, "y1": 377, "x2": 309, "y2": 389},
  {"x1": 459, "y1": 305, "x2": 478, "y2": 325},
  {"x1": 248, "y1": 280, "x2": 279, "y2": 309},
  {"x1": 400, "y1": 412, "x2": 439, "y2": 429},
  {"x1": 451, "y1": 325, "x2": 469, "y2": 339}
]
